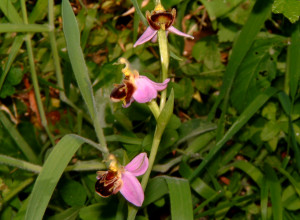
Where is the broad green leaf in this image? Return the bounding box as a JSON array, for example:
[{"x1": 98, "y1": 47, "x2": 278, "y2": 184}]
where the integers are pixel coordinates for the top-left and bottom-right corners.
[
  {"x1": 59, "y1": 180, "x2": 87, "y2": 206},
  {"x1": 25, "y1": 135, "x2": 85, "y2": 220},
  {"x1": 272, "y1": 0, "x2": 300, "y2": 23},
  {"x1": 165, "y1": 177, "x2": 193, "y2": 220},
  {"x1": 143, "y1": 176, "x2": 168, "y2": 207},
  {"x1": 282, "y1": 186, "x2": 300, "y2": 211},
  {"x1": 189, "y1": 87, "x2": 277, "y2": 181},
  {"x1": 264, "y1": 164, "x2": 283, "y2": 220}
]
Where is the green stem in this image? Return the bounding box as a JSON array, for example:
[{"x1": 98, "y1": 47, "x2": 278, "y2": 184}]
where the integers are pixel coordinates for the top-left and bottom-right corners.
[
  {"x1": 158, "y1": 29, "x2": 169, "y2": 111},
  {"x1": 128, "y1": 125, "x2": 165, "y2": 220},
  {"x1": 20, "y1": 0, "x2": 55, "y2": 146},
  {"x1": 147, "y1": 100, "x2": 160, "y2": 120}
]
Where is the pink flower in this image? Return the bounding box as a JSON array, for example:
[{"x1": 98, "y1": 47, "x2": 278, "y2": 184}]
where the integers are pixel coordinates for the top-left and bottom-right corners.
[
  {"x1": 95, "y1": 153, "x2": 149, "y2": 207},
  {"x1": 134, "y1": 4, "x2": 194, "y2": 47},
  {"x1": 110, "y1": 58, "x2": 170, "y2": 107}
]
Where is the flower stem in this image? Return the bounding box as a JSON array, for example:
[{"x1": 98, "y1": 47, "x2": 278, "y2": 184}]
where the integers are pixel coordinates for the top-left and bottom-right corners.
[
  {"x1": 157, "y1": 29, "x2": 169, "y2": 111},
  {"x1": 147, "y1": 100, "x2": 160, "y2": 120}
]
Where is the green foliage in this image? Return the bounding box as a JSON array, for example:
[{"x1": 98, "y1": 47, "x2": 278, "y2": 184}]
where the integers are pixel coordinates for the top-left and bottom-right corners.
[
  {"x1": 0, "y1": 0, "x2": 299, "y2": 219},
  {"x1": 272, "y1": 0, "x2": 300, "y2": 23}
]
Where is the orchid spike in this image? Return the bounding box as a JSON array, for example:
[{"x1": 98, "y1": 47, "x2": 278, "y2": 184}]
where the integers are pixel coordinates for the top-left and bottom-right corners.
[
  {"x1": 110, "y1": 58, "x2": 170, "y2": 107},
  {"x1": 95, "y1": 153, "x2": 149, "y2": 207},
  {"x1": 134, "y1": 4, "x2": 194, "y2": 47}
]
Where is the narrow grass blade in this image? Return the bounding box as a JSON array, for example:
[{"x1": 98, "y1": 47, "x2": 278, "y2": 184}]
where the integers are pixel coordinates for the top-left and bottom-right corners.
[
  {"x1": 130, "y1": 0, "x2": 147, "y2": 26},
  {"x1": 25, "y1": 134, "x2": 85, "y2": 220},
  {"x1": 0, "y1": 111, "x2": 38, "y2": 163},
  {"x1": 189, "y1": 87, "x2": 277, "y2": 181},
  {"x1": 28, "y1": 0, "x2": 48, "y2": 23},
  {"x1": 62, "y1": 0, "x2": 107, "y2": 152},
  {"x1": 208, "y1": 0, "x2": 273, "y2": 120},
  {"x1": 287, "y1": 22, "x2": 300, "y2": 101},
  {"x1": 219, "y1": 160, "x2": 264, "y2": 187},
  {"x1": 0, "y1": 35, "x2": 24, "y2": 91},
  {"x1": 0, "y1": 154, "x2": 41, "y2": 173},
  {"x1": 165, "y1": 177, "x2": 193, "y2": 220},
  {"x1": 264, "y1": 164, "x2": 283, "y2": 220},
  {"x1": 0, "y1": 0, "x2": 22, "y2": 23},
  {"x1": 261, "y1": 177, "x2": 269, "y2": 220},
  {"x1": 143, "y1": 176, "x2": 169, "y2": 207},
  {"x1": 0, "y1": 24, "x2": 50, "y2": 33}
]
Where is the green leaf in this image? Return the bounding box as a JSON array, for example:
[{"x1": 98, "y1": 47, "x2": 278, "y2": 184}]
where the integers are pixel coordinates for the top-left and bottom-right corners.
[
  {"x1": 288, "y1": 22, "x2": 300, "y2": 101},
  {"x1": 189, "y1": 87, "x2": 277, "y2": 181},
  {"x1": 25, "y1": 135, "x2": 85, "y2": 220},
  {"x1": 272, "y1": 0, "x2": 300, "y2": 23},
  {"x1": 164, "y1": 177, "x2": 193, "y2": 220},
  {"x1": 0, "y1": 111, "x2": 38, "y2": 163},
  {"x1": 48, "y1": 206, "x2": 81, "y2": 220},
  {"x1": 200, "y1": 0, "x2": 244, "y2": 21},
  {"x1": 60, "y1": 180, "x2": 87, "y2": 206},
  {"x1": 0, "y1": 36, "x2": 24, "y2": 91},
  {"x1": 282, "y1": 186, "x2": 300, "y2": 211},
  {"x1": 62, "y1": 0, "x2": 107, "y2": 152},
  {"x1": 157, "y1": 89, "x2": 174, "y2": 133},
  {"x1": 261, "y1": 177, "x2": 269, "y2": 220},
  {"x1": 143, "y1": 177, "x2": 169, "y2": 207},
  {"x1": 209, "y1": 0, "x2": 273, "y2": 120},
  {"x1": 264, "y1": 164, "x2": 283, "y2": 220},
  {"x1": 0, "y1": 0, "x2": 22, "y2": 24}
]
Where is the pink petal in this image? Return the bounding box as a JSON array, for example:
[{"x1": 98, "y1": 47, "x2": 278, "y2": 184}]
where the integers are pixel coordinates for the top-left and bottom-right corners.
[
  {"x1": 120, "y1": 171, "x2": 144, "y2": 207},
  {"x1": 134, "y1": 27, "x2": 157, "y2": 47},
  {"x1": 133, "y1": 76, "x2": 170, "y2": 103},
  {"x1": 125, "y1": 153, "x2": 149, "y2": 176},
  {"x1": 168, "y1": 26, "x2": 194, "y2": 39}
]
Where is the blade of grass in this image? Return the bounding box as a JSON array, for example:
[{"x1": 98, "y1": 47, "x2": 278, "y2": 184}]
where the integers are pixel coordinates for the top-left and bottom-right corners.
[
  {"x1": 130, "y1": 0, "x2": 147, "y2": 26},
  {"x1": 261, "y1": 177, "x2": 269, "y2": 220},
  {"x1": 0, "y1": 0, "x2": 23, "y2": 23},
  {"x1": 24, "y1": 134, "x2": 88, "y2": 220},
  {"x1": 287, "y1": 22, "x2": 300, "y2": 102},
  {"x1": 20, "y1": 0, "x2": 55, "y2": 146},
  {"x1": 189, "y1": 87, "x2": 277, "y2": 181},
  {"x1": 264, "y1": 164, "x2": 282, "y2": 220},
  {"x1": 0, "y1": 111, "x2": 38, "y2": 163},
  {"x1": 28, "y1": 0, "x2": 48, "y2": 23},
  {"x1": 0, "y1": 154, "x2": 41, "y2": 173},
  {"x1": 208, "y1": 0, "x2": 273, "y2": 138},
  {"x1": 0, "y1": 36, "x2": 24, "y2": 91},
  {"x1": 165, "y1": 177, "x2": 193, "y2": 220},
  {"x1": 0, "y1": 24, "x2": 50, "y2": 32},
  {"x1": 62, "y1": 0, "x2": 108, "y2": 154}
]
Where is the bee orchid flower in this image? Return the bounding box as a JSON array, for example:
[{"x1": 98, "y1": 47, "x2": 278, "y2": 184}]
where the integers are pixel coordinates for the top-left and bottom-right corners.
[
  {"x1": 134, "y1": 4, "x2": 194, "y2": 47},
  {"x1": 95, "y1": 153, "x2": 149, "y2": 207},
  {"x1": 110, "y1": 58, "x2": 170, "y2": 107}
]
